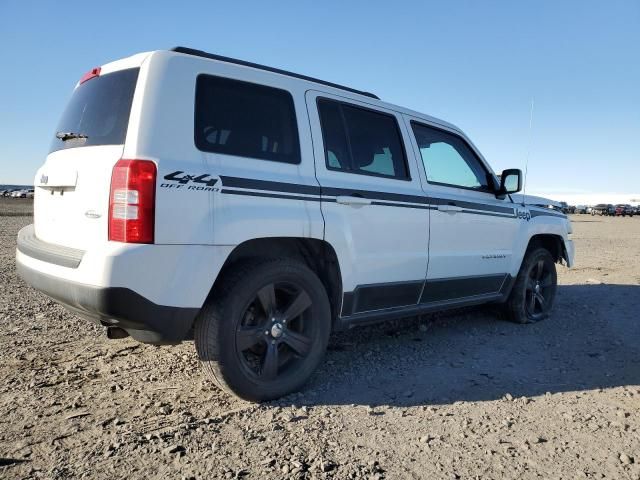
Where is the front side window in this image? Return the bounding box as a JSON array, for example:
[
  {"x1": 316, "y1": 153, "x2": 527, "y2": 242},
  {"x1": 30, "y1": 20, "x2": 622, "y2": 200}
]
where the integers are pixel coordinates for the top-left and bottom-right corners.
[
  {"x1": 411, "y1": 122, "x2": 490, "y2": 190},
  {"x1": 195, "y1": 75, "x2": 301, "y2": 164},
  {"x1": 317, "y1": 99, "x2": 409, "y2": 180}
]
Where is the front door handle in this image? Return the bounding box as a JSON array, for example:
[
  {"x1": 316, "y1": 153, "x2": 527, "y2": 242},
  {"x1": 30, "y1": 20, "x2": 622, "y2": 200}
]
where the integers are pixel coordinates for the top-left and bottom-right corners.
[
  {"x1": 336, "y1": 195, "x2": 372, "y2": 206},
  {"x1": 437, "y1": 204, "x2": 463, "y2": 213}
]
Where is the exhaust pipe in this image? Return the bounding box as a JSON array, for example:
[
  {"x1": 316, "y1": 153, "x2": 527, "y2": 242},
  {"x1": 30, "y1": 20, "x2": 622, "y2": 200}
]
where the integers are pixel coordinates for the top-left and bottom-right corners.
[{"x1": 106, "y1": 326, "x2": 130, "y2": 339}]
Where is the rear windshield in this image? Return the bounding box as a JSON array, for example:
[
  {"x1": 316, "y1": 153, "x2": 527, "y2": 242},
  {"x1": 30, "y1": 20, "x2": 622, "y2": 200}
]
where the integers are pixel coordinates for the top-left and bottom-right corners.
[{"x1": 49, "y1": 68, "x2": 139, "y2": 153}]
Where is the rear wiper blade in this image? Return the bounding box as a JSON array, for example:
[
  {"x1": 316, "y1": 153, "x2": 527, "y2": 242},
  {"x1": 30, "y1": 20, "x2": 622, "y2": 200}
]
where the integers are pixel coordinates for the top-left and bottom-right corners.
[{"x1": 56, "y1": 131, "x2": 88, "y2": 141}]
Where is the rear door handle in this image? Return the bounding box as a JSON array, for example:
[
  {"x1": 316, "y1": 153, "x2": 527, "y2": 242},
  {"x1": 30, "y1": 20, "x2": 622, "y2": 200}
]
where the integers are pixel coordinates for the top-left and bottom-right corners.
[
  {"x1": 336, "y1": 195, "x2": 372, "y2": 206},
  {"x1": 437, "y1": 204, "x2": 463, "y2": 213}
]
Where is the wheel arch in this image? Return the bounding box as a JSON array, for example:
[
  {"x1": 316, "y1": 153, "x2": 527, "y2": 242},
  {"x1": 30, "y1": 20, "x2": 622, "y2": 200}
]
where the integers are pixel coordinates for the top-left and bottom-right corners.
[
  {"x1": 525, "y1": 233, "x2": 567, "y2": 264},
  {"x1": 208, "y1": 237, "x2": 343, "y2": 330}
]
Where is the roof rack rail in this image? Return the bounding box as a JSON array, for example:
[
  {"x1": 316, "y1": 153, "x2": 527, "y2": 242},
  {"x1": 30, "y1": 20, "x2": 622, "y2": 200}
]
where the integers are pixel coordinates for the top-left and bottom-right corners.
[{"x1": 170, "y1": 47, "x2": 379, "y2": 100}]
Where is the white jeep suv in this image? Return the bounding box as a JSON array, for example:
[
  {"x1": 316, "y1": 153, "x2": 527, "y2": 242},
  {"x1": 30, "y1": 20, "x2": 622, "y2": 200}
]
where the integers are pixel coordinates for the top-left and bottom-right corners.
[{"x1": 16, "y1": 47, "x2": 574, "y2": 401}]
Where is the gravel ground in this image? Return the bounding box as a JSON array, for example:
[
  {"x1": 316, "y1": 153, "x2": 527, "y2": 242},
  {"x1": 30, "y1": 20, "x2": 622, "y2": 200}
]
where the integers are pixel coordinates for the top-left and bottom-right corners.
[
  {"x1": 0, "y1": 198, "x2": 33, "y2": 216},
  {"x1": 1, "y1": 212, "x2": 639, "y2": 479}
]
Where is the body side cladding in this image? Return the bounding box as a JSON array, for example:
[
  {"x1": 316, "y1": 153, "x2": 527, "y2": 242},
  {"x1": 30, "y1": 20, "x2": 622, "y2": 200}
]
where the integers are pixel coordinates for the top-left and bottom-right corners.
[
  {"x1": 419, "y1": 274, "x2": 508, "y2": 303},
  {"x1": 337, "y1": 274, "x2": 514, "y2": 330}
]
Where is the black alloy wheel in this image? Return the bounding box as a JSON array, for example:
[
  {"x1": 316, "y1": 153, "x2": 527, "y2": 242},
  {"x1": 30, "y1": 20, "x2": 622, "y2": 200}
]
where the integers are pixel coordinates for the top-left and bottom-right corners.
[
  {"x1": 235, "y1": 281, "x2": 314, "y2": 382},
  {"x1": 504, "y1": 247, "x2": 557, "y2": 324},
  {"x1": 524, "y1": 256, "x2": 555, "y2": 321},
  {"x1": 195, "y1": 258, "x2": 331, "y2": 401}
]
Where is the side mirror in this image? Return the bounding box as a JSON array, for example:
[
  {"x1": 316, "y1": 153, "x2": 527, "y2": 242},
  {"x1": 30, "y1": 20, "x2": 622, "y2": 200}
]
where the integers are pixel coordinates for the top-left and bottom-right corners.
[{"x1": 499, "y1": 168, "x2": 522, "y2": 195}]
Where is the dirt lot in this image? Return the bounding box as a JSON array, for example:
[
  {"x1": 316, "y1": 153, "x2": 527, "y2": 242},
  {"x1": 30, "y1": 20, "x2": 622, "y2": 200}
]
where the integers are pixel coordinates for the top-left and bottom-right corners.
[{"x1": 1, "y1": 208, "x2": 639, "y2": 480}]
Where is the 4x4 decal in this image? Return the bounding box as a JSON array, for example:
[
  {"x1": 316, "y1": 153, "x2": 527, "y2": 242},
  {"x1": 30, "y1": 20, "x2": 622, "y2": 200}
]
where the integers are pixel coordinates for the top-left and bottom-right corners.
[
  {"x1": 161, "y1": 171, "x2": 220, "y2": 191},
  {"x1": 164, "y1": 171, "x2": 218, "y2": 186}
]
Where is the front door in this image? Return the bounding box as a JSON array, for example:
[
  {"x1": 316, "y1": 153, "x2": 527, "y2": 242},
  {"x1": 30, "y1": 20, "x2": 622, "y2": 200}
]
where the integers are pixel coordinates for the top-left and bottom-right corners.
[{"x1": 405, "y1": 116, "x2": 520, "y2": 303}]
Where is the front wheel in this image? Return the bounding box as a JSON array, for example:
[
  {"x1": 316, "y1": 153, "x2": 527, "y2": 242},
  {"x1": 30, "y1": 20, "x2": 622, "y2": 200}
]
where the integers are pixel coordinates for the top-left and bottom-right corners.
[
  {"x1": 504, "y1": 248, "x2": 557, "y2": 324},
  {"x1": 195, "y1": 258, "x2": 331, "y2": 401}
]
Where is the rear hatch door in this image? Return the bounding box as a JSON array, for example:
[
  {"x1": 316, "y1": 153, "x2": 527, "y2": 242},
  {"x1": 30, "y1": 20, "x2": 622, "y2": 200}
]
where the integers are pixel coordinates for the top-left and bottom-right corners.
[{"x1": 35, "y1": 66, "x2": 140, "y2": 250}]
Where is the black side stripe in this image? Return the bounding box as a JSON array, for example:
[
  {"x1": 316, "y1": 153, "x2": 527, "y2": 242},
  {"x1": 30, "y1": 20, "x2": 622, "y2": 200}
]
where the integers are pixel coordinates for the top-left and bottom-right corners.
[
  {"x1": 219, "y1": 190, "x2": 515, "y2": 217},
  {"x1": 217, "y1": 176, "x2": 518, "y2": 217},
  {"x1": 219, "y1": 176, "x2": 322, "y2": 196},
  {"x1": 530, "y1": 209, "x2": 567, "y2": 219},
  {"x1": 221, "y1": 189, "x2": 321, "y2": 202},
  {"x1": 371, "y1": 200, "x2": 431, "y2": 210},
  {"x1": 459, "y1": 209, "x2": 514, "y2": 218},
  {"x1": 430, "y1": 197, "x2": 514, "y2": 214},
  {"x1": 321, "y1": 186, "x2": 429, "y2": 205}
]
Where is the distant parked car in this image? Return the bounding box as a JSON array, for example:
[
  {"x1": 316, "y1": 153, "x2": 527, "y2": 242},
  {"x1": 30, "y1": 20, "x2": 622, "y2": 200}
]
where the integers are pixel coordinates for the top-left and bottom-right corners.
[
  {"x1": 575, "y1": 205, "x2": 588, "y2": 214},
  {"x1": 559, "y1": 201, "x2": 571, "y2": 214},
  {"x1": 25, "y1": 189, "x2": 35, "y2": 199},
  {"x1": 615, "y1": 204, "x2": 634, "y2": 217},
  {"x1": 591, "y1": 204, "x2": 609, "y2": 216}
]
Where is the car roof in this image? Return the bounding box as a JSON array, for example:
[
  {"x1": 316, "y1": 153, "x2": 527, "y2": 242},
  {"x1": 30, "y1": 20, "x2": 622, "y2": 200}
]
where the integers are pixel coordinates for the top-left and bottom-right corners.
[
  {"x1": 171, "y1": 47, "x2": 380, "y2": 100},
  {"x1": 166, "y1": 47, "x2": 464, "y2": 136}
]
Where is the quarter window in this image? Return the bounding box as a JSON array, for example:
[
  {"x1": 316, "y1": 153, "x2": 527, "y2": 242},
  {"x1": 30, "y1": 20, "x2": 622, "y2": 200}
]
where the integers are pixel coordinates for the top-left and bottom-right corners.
[
  {"x1": 411, "y1": 122, "x2": 490, "y2": 190},
  {"x1": 318, "y1": 99, "x2": 409, "y2": 180},
  {"x1": 195, "y1": 75, "x2": 301, "y2": 164}
]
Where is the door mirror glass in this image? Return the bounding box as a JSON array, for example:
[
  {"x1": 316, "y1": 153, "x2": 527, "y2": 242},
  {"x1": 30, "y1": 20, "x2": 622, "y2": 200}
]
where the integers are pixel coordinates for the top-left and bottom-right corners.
[{"x1": 500, "y1": 169, "x2": 522, "y2": 194}]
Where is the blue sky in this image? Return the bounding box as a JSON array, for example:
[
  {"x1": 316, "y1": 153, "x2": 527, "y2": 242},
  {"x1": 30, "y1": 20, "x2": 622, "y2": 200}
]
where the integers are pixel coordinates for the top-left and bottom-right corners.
[{"x1": 0, "y1": 0, "x2": 638, "y2": 198}]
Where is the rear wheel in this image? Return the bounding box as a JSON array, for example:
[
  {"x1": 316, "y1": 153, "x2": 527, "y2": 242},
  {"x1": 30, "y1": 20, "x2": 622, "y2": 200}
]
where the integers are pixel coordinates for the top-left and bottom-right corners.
[
  {"x1": 195, "y1": 258, "x2": 331, "y2": 401},
  {"x1": 504, "y1": 248, "x2": 557, "y2": 324}
]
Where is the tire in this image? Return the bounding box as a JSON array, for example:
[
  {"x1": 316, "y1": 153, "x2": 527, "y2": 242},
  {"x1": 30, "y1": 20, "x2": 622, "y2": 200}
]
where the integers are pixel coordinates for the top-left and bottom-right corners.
[
  {"x1": 504, "y1": 248, "x2": 557, "y2": 324},
  {"x1": 195, "y1": 258, "x2": 331, "y2": 401}
]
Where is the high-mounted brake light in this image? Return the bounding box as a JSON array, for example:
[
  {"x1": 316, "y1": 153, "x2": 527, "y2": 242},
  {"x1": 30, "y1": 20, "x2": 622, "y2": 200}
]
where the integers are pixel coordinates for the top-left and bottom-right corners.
[
  {"x1": 109, "y1": 159, "x2": 156, "y2": 243},
  {"x1": 79, "y1": 67, "x2": 101, "y2": 84}
]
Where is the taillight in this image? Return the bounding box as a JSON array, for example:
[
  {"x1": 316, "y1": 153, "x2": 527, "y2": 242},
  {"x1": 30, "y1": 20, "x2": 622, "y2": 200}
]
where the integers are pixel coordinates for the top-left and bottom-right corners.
[
  {"x1": 109, "y1": 159, "x2": 156, "y2": 243},
  {"x1": 79, "y1": 67, "x2": 101, "y2": 84}
]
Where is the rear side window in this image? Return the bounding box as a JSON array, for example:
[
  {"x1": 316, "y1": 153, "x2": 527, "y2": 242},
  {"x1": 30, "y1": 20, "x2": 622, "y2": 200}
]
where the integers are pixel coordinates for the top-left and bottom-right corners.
[
  {"x1": 49, "y1": 68, "x2": 139, "y2": 153},
  {"x1": 317, "y1": 98, "x2": 409, "y2": 180},
  {"x1": 195, "y1": 75, "x2": 301, "y2": 164}
]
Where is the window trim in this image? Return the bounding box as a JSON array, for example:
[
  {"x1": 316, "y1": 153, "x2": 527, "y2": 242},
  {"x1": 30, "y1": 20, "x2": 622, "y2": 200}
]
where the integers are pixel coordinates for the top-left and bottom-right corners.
[
  {"x1": 410, "y1": 120, "x2": 494, "y2": 193},
  {"x1": 316, "y1": 97, "x2": 411, "y2": 182},
  {"x1": 194, "y1": 73, "x2": 302, "y2": 165}
]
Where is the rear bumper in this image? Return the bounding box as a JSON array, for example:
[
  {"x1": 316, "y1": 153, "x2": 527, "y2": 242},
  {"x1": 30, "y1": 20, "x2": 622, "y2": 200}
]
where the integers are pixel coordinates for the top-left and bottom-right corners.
[
  {"x1": 16, "y1": 224, "x2": 235, "y2": 343},
  {"x1": 16, "y1": 260, "x2": 199, "y2": 343}
]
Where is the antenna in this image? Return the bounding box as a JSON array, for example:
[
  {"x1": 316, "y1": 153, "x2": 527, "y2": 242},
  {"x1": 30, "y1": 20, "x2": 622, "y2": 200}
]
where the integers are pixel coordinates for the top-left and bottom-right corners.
[{"x1": 522, "y1": 98, "x2": 535, "y2": 206}]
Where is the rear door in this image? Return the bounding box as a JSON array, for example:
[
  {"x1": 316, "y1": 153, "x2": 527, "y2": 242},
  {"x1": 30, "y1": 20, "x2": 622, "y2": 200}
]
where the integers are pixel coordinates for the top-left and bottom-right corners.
[
  {"x1": 405, "y1": 117, "x2": 519, "y2": 302},
  {"x1": 306, "y1": 91, "x2": 429, "y2": 316},
  {"x1": 34, "y1": 64, "x2": 141, "y2": 250}
]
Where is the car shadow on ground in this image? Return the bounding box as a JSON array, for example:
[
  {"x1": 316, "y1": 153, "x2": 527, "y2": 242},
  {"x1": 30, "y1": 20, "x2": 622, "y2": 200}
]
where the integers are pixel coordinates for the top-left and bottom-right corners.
[{"x1": 301, "y1": 284, "x2": 640, "y2": 407}]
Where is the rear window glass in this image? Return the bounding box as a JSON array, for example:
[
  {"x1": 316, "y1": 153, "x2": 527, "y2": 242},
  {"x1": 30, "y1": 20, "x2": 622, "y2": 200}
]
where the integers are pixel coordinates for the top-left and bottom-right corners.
[
  {"x1": 49, "y1": 68, "x2": 139, "y2": 153},
  {"x1": 194, "y1": 75, "x2": 301, "y2": 164}
]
